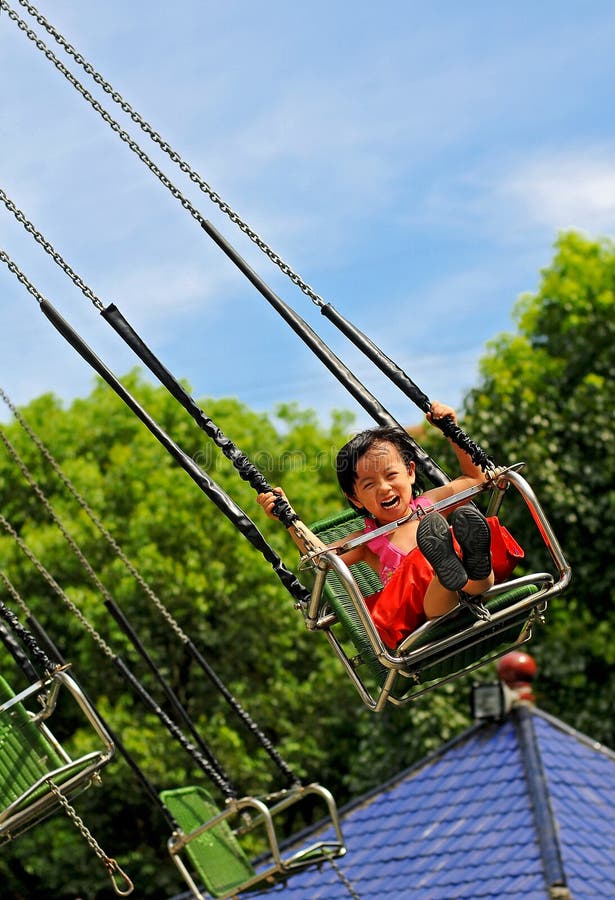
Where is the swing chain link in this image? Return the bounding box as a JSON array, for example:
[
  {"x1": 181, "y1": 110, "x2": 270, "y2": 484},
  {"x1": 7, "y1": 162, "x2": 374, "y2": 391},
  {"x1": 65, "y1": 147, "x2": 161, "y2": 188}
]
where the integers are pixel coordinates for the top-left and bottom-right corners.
[
  {"x1": 46, "y1": 780, "x2": 134, "y2": 896},
  {"x1": 0, "y1": 388, "x2": 301, "y2": 789},
  {"x1": 0, "y1": 511, "x2": 115, "y2": 659},
  {"x1": 1, "y1": 4, "x2": 201, "y2": 230},
  {"x1": 0, "y1": 422, "x2": 119, "y2": 615},
  {"x1": 0, "y1": 249, "x2": 47, "y2": 307},
  {"x1": 11, "y1": 0, "x2": 327, "y2": 308},
  {"x1": 322, "y1": 848, "x2": 361, "y2": 900},
  {"x1": 0, "y1": 387, "x2": 188, "y2": 643},
  {"x1": 0, "y1": 188, "x2": 104, "y2": 311},
  {"x1": 0, "y1": 429, "x2": 240, "y2": 796}
]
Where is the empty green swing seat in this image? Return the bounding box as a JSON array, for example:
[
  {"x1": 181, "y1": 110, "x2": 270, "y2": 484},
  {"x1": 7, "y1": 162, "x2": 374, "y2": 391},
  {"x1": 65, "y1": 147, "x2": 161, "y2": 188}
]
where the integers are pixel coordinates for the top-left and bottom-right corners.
[
  {"x1": 0, "y1": 671, "x2": 114, "y2": 842},
  {"x1": 161, "y1": 782, "x2": 345, "y2": 900},
  {"x1": 162, "y1": 786, "x2": 258, "y2": 898},
  {"x1": 0, "y1": 675, "x2": 65, "y2": 810}
]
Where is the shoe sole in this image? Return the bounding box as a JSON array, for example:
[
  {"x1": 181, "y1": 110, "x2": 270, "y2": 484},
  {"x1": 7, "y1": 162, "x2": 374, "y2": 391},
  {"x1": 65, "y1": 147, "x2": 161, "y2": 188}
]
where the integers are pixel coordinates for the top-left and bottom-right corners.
[
  {"x1": 449, "y1": 507, "x2": 492, "y2": 580},
  {"x1": 417, "y1": 512, "x2": 468, "y2": 592}
]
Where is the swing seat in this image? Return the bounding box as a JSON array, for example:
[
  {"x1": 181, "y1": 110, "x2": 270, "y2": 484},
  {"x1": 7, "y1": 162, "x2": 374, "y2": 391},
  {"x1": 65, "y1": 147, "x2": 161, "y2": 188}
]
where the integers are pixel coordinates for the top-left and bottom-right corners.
[
  {"x1": 160, "y1": 782, "x2": 345, "y2": 900},
  {"x1": 0, "y1": 668, "x2": 114, "y2": 842},
  {"x1": 304, "y1": 468, "x2": 571, "y2": 710}
]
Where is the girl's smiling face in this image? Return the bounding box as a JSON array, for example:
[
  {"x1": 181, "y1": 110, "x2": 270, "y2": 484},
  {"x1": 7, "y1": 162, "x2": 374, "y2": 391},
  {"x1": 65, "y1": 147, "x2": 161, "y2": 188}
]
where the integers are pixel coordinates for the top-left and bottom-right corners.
[{"x1": 348, "y1": 441, "x2": 416, "y2": 523}]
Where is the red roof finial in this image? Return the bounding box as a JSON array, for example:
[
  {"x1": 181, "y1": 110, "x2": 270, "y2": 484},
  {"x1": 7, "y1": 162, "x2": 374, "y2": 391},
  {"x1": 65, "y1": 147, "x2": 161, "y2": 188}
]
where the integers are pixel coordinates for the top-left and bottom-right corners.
[{"x1": 496, "y1": 651, "x2": 537, "y2": 703}]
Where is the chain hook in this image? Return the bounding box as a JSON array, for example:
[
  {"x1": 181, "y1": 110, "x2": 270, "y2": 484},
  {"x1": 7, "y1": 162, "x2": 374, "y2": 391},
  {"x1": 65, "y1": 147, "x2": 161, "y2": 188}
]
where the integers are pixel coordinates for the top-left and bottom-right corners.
[{"x1": 104, "y1": 858, "x2": 135, "y2": 896}]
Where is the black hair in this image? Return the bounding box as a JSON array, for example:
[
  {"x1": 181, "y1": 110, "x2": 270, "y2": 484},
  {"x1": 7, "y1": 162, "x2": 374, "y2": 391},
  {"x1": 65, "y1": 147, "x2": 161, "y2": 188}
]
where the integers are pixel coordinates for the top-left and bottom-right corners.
[{"x1": 335, "y1": 425, "x2": 422, "y2": 514}]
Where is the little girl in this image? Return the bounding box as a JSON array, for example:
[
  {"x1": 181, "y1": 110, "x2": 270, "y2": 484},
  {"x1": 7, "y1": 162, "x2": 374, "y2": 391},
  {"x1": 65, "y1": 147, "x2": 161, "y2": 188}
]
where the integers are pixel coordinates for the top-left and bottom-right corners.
[{"x1": 258, "y1": 401, "x2": 523, "y2": 649}]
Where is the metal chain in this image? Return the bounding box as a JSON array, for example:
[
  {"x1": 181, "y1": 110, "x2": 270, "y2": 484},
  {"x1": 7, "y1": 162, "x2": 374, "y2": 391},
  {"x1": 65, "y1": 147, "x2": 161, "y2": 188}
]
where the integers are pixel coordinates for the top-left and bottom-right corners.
[
  {"x1": 0, "y1": 568, "x2": 30, "y2": 619},
  {"x1": 289, "y1": 520, "x2": 329, "y2": 559},
  {"x1": 0, "y1": 247, "x2": 46, "y2": 306},
  {"x1": 6, "y1": 1, "x2": 494, "y2": 478},
  {"x1": 0, "y1": 576, "x2": 132, "y2": 895},
  {"x1": 13, "y1": 0, "x2": 326, "y2": 308},
  {"x1": 0, "y1": 508, "x2": 238, "y2": 798},
  {"x1": 323, "y1": 850, "x2": 361, "y2": 900},
  {"x1": 0, "y1": 387, "x2": 302, "y2": 787},
  {"x1": 0, "y1": 386, "x2": 186, "y2": 642},
  {"x1": 0, "y1": 187, "x2": 104, "y2": 310},
  {"x1": 0, "y1": 422, "x2": 121, "y2": 613},
  {"x1": 0, "y1": 510, "x2": 114, "y2": 658},
  {"x1": 46, "y1": 781, "x2": 134, "y2": 896},
  {"x1": 1, "y1": 4, "x2": 203, "y2": 239},
  {"x1": 2, "y1": 9, "x2": 493, "y2": 477}
]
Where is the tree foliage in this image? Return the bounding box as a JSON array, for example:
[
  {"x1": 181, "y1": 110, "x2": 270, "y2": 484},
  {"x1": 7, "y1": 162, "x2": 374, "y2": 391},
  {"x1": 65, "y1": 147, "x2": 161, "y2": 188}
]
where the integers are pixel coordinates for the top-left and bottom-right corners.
[{"x1": 459, "y1": 231, "x2": 615, "y2": 742}]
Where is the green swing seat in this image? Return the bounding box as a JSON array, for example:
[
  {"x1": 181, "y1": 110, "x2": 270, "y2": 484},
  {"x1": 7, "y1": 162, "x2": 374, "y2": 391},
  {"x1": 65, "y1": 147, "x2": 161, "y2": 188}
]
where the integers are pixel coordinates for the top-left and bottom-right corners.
[
  {"x1": 161, "y1": 782, "x2": 345, "y2": 900},
  {"x1": 0, "y1": 669, "x2": 114, "y2": 842},
  {"x1": 304, "y1": 468, "x2": 571, "y2": 710}
]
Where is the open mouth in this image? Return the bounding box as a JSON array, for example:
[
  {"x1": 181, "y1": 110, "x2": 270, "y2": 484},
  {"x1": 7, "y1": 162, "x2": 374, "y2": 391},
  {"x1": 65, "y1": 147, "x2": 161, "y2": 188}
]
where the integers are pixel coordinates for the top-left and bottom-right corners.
[{"x1": 381, "y1": 496, "x2": 400, "y2": 510}]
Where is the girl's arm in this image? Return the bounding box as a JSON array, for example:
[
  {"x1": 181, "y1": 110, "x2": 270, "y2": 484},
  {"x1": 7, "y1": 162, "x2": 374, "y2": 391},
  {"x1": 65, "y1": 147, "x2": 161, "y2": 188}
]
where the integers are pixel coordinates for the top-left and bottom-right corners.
[
  {"x1": 257, "y1": 489, "x2": 368, "y2": 564},
  {"x1": 257, "y1": 488, "x2": 308, "y2": 554},
  {"x1": 423, "y1": 401, "x2": 488, "y2": 504}
]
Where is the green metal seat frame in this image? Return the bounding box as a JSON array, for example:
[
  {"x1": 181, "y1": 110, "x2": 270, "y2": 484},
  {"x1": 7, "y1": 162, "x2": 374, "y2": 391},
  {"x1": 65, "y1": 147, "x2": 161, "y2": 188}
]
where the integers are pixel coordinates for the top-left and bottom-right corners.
[
  {"x1": 304, "y1": 467, "x2": 571, "y2": 710},
  {"x1": 0, "y1": 668, "x2": 114, "y2": 842},
  {"x1": 160, "y1": 782, "x2": 345, "y2": 900}
]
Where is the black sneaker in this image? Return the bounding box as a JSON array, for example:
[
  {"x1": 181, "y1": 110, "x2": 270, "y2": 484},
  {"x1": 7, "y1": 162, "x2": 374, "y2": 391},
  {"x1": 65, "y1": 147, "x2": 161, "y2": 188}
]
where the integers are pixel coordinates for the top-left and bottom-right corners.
[
  {"x1": 417, "y1": 512, "x2": 468, "y2": 591},
  {"x1": 448, "y1": 506, "x2": 492, "y2": 580}
]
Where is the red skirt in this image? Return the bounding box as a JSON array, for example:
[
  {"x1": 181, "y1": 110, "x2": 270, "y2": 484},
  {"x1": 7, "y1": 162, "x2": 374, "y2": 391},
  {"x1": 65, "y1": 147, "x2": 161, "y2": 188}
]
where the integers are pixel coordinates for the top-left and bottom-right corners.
[{"x1": 366, "y1": 517, "x2": 524, "y2": 649}]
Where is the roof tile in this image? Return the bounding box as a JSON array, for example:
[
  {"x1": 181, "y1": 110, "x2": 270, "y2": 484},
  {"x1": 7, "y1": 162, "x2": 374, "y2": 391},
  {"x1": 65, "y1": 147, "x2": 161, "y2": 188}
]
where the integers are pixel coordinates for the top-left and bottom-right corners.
[{"x1": 274, "y1": 707, "x2": 615, "y2": 900}]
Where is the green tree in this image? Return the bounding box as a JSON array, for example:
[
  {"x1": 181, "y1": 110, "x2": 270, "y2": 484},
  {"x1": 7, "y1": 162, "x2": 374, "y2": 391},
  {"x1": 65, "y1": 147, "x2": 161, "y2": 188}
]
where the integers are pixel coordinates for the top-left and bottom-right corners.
[{"x1": 459, "y1": 231, "x2": 615, "y2": 743}]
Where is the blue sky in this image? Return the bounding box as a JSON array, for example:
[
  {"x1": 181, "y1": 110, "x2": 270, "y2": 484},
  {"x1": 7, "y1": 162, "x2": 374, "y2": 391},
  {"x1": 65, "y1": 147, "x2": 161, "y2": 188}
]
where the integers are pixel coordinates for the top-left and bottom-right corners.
[{"x1": 1, "y1": 1, "x2": 615, "y2": 432}]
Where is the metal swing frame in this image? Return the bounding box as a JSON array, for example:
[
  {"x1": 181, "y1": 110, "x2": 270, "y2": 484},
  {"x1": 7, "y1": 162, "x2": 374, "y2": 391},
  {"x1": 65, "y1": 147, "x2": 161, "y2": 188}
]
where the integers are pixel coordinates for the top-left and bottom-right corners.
[
  {"x1": 161, "y1": 782, "x2": 345, "y2": 900},
  {"x1": 0, "y1": 666, "x2": 115, "y2": 842},
  {"x1": 302, "y1": 467, "x2": 571, "y2": 711}
]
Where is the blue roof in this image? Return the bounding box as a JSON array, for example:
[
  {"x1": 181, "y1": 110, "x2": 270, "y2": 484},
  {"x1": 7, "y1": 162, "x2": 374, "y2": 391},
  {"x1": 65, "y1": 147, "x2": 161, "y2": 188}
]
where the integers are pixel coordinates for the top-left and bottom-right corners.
[{"x1": 269, "y1": 706, "x2": 615, "y2": 900}]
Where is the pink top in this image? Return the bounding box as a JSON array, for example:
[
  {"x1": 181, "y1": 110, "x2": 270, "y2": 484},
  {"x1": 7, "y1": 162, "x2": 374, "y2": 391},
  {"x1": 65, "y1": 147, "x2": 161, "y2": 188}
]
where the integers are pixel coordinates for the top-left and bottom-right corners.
[{"x1": 363, "y1": 495, "x2": 434, "y2": 584}]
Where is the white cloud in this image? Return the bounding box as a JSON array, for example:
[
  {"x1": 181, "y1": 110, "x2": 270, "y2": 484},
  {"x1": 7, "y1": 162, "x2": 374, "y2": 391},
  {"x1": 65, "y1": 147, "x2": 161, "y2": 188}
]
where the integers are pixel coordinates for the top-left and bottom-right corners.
[
  {"x1": 497, "y1": 152, "x2": 615, "y2": 236},
  {"x1": 412, "y1": 148, "x2": 615, "y2": 249}
]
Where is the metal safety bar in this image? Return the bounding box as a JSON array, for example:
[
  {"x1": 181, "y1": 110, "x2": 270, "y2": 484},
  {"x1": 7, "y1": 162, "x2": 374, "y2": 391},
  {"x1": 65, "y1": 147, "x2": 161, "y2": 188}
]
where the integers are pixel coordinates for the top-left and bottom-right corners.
[
  {"x1": 0, "y1": 668, "x2": 114, "y2": 841},
  {"x1": 302, "y1": 468, "x2": 571, "y2": 709},
  {"x1": 166, "y1": 782, "x2": 345, "y2": 900}
]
